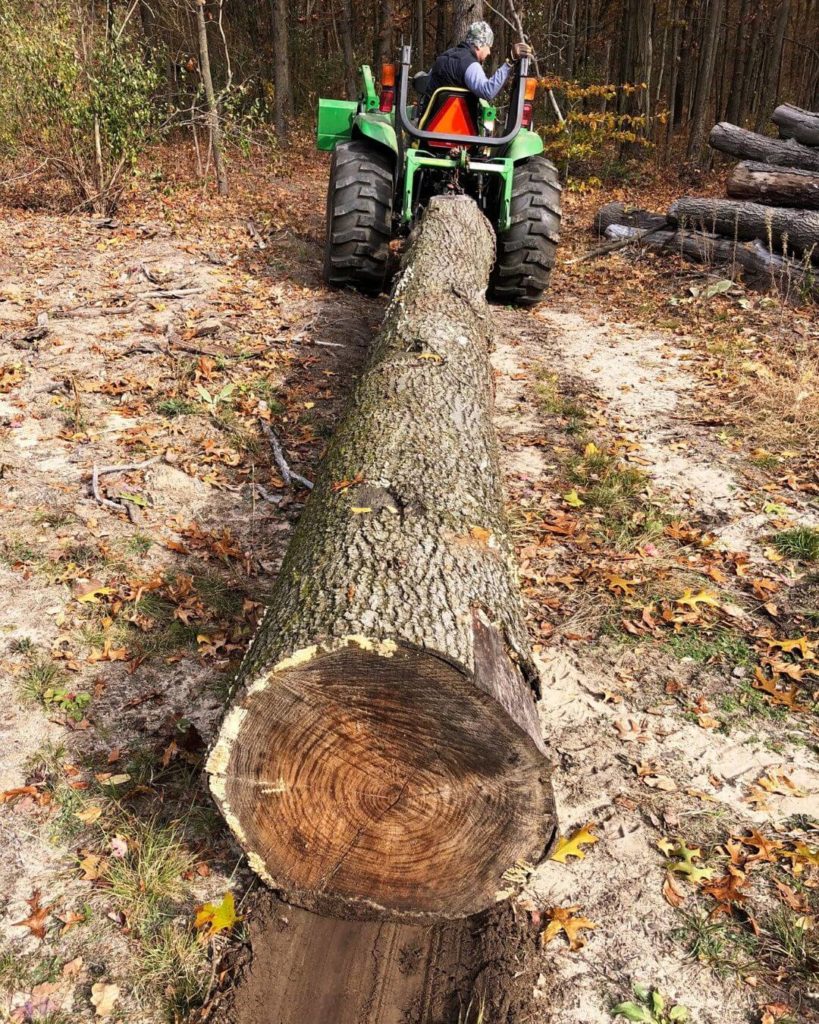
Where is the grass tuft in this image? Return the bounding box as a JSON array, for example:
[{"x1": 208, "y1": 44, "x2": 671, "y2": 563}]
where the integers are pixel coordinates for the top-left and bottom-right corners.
[{"x1": 773, "y1": 527, "x2": 819, "y2": 562}]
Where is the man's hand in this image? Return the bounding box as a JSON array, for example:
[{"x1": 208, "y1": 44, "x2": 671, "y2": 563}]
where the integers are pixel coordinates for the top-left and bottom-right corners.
[{"x1": 509, "y1": 42, "x2": 533, "y2": 62}]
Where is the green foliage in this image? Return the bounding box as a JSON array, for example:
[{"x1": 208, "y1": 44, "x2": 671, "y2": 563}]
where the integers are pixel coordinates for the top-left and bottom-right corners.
[
  {"x1": 773, "y1": 527, "x2": 819, "y2": 563},
  {"x1": 612, "y1": 983, "x2": 690, "y2": 1022},
  {"x1": 0, "y1": 2, "x2": 161, "y2": 211}
]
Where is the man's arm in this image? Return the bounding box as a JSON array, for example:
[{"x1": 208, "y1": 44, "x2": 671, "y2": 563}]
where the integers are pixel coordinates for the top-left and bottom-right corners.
[{"x1": 463, "y1": 60, "x2": 511, "y2": 101}]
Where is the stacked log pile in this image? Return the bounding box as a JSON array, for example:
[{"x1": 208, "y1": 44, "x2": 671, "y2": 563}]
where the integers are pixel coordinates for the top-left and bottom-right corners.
[{"x1": 597, "y1": 103, "x2": 819, "y2": 300}]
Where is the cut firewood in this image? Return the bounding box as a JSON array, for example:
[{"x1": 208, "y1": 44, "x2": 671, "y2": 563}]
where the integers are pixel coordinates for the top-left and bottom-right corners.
[
  {"x1": 207, "y1": 195, "x2": 556, "y2": 920},
  {"x1": 709, "y1": 122, "x2": 819, "y2": 172},
  {"x1": 669, "y1": 197, "x2": 819, "y2": 259},
  {"x1": 593, "y1": 201, "x2": 668, "y2": 236},
  {"x1": 772, "y1": 103, "x2": 819, "y2": 147},
  {"x1": 605, "y1": 225, "x2": 819, "y2": 300},
  {"x1": 728, "y1": 161, "x2": 819, "y2": 208}
]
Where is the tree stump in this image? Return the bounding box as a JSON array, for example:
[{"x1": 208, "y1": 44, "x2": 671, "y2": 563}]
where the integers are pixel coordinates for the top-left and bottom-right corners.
[{"x1": 207, "y1": 196, "x2": 556, "y2": 920}]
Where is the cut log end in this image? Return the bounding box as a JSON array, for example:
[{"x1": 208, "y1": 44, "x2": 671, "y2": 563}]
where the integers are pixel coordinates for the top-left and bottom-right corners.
[{"x1": 208, "y1": 636, "x2": 554, "y2": 918}]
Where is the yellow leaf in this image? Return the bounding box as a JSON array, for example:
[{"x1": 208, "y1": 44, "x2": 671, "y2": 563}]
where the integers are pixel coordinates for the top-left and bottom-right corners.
[
  {"x1": 194, "y1": 891, "x2": 242, "y2": 939},
  {"x1": 563, "y1": 489, "x2": 585, "y2": 508},
  {"x1": 75, "y1": 583, "x2": 113, "y2": 604},
  {"x1": 416, "y1": 352, "x2": 443, "y2": 362},
  {"x1": 550, "y1": 822, "x2": 599, "y2": 863},
  {"x1": 675, "y1": 588, "x2": 719, "y2": 609},
  {"x1": 606, "y1": 574, "x2": 642, "y2": 597},
  {"x1": 350, "y1": 507, "x2": 372, "y2": 514},
  {"x1": 583, "y1": 442, "x2": 599, "y2": 458},
  {"x1": 767, "y1": 636, "x2": 814, "y2": 659},
  {"x1": 469, "y1": 525, "x2": 493, "y2": 545}
]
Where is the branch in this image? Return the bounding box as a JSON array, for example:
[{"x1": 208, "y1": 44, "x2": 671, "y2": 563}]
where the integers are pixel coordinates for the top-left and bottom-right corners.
[{"x1": 259, "y1": 420, "x2": 313, "y2": 491}]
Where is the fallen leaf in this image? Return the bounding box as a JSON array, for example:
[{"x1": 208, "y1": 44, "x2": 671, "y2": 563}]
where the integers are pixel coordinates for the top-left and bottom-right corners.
[
  {"x1": 78, "y1": 853, "x2": 106, "y2": 881},
  {"x1": 62, "y1": 956, "x2": 84, "y2": 978},
  {"x1": 91, "y1": 982, "x2": 120, "y2": 1017},
  {"x1": 662, "y1": 871, "x2": 686, "y2": 908},
  {"x1": 57, "y1": 910, "x2": 87, "y2": 934},
  {"x1": 563, "y1": 489, "x2": 584, "y2": 507},
  {"x1": 613, "y1": 716, "x2": 647, "y2": 743},
  {"x1": 541, "y1": 905, "x2": 597, "y2": 950},
  {"x1": 550, "y1": 822, "x2": 599, "y2": 863},
  {"x1": 665, "y1": 840, "x2": 714, "y2": 884},
  {"x1": 75, "y1": 805, "x2": 103, "y2": 824},
  {"x1": 74, "y1": 581, "x2": 113, "y2": 604},
  {"x1": 675, "y1": 588, "x2": 719, "y2": 609},
  {"x1": 194, "y1": 890, "x2": 242, "y2": 939},
  {"x1": 350, "y1": 506, "x2": 372, "y2": 514},
  {"x1": 766, "y1": 636, "x2": 814, "y2": 659},
  {"x1": 644, "y1": 774, "x2": 677, "y2": 792},
  {"x1": 13, "y1": 890, "x2": 52, "y2": 940}
]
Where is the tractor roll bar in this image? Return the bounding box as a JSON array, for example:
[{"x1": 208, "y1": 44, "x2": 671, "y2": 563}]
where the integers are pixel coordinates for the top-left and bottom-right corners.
[{"x1": 397, "y1": 45, "x2": 530, "y2": 148}]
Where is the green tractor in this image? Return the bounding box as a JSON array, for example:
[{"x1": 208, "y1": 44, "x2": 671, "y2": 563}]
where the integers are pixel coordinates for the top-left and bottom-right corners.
[{"x1": 316, "y1": 45, "x2": 562, "y2": 306}]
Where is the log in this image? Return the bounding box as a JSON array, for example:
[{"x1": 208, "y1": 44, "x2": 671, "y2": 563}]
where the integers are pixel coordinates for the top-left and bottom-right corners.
[
  {"x1": 728, "y1": 161, "x2": 819, "y2": 208},
  {"x1": 772, "y1": 104, "x2": 819, "y2": 147},
  {"x1": 206, "y1": 195, "x2": 556, "y2": 920},
  {"x1": 669, "y1": 197, "x2": 819, "y2": 259},
  {"x1": 708, "y1": 122, "x2": 819, "y2": 172},
  {"x1": 593, "y1": 201, "x2": 668, "y2": 236},
  {"x1": 604, "y1": 224, "x2": 819, "y2": 300}
]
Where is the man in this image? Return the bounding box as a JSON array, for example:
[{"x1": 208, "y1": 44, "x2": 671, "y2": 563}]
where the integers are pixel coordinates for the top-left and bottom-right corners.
[{"x1": 422, "y1": 21, "x2": 532, "y2": 108}]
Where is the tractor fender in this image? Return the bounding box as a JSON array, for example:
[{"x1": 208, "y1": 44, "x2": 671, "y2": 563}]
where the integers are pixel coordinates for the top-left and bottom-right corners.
[
  {"x1": 505, "y1": 128, "x2": 544, "y2": 163},
  {"x1": 352, "y1": 114, "x2": 398, "y2": 161}
]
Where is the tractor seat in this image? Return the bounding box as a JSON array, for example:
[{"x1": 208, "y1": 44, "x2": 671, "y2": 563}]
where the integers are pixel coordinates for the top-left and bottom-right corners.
[{"x1": 417, "y1": 88, "x2": 480, "y2": 148}]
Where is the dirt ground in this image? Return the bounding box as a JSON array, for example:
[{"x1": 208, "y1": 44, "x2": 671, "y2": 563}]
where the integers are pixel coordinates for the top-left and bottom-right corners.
[{"x1": 0, "y1": 141, "x2": 817, "y2": 1024}]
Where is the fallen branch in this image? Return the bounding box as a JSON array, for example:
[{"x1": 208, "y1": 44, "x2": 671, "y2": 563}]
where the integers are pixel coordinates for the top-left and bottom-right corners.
[
  {"x1": 570, "y1": 223, "x2": 668, "y2": 263},
  {"x1": 54, "y1": 302, "x2": 138, "y2": 319},
  {"x1": 91, "y1": 455, "x2": 162, "y2": 512},
  {"x1": 259, "y1": 420, "x2": 314, "y2": 490}
]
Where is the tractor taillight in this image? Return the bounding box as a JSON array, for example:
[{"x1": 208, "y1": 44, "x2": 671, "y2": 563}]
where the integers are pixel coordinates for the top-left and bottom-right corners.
[
  {"x1": 379, "y1": 63, "x2": 396, "y2": 112},
  {"x1": 522, "y1": 77, "x2": 538, "y2": 128}
]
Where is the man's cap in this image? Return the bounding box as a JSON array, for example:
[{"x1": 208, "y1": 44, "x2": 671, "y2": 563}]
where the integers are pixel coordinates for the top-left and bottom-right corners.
[{"x1": 465, "y1": 20, "x2": 494, "y2": 48}]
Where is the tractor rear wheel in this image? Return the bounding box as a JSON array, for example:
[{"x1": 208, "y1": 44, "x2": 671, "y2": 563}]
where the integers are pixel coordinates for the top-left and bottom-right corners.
[
  {"x1": 323, "y1": 141, "x2": 393, "y2": 295},
  {"x1": 489, "y1": 156, "x2": 562, "y2": 307}
]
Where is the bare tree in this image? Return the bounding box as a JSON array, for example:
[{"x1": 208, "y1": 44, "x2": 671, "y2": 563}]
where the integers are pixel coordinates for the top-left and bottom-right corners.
[{"x1": 195, "y1": 0, "x2": 228, "y2": 195}]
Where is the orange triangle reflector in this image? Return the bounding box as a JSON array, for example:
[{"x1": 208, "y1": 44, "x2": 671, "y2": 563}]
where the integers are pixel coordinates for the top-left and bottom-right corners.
[{"x1": 426, "y1": 96, "x2": 477, "y2": 137}]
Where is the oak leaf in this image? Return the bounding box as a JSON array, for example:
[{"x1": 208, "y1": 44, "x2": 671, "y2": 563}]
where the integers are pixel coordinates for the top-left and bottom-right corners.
[
  {"x1": 664, "y1": 840, "x2": 714, "y2": 884},
  {"x1": 13, "y1": 889, "x2": 52, "y2": 940},
  {"x1": 194, "y1": 890, "x2": 242, "y2": 939},
  {"x1": 550, "y1": 822, "x2": 599, "y2": 863},
  {"x1": 675, "y1": 588, "x2": 719, "y2": 609},
  {"x1": 541, "y1": 905, "x2": 597, "y2": 950},
  {"x1": 766, "y1": 636, "x2": 814, "y2": 659}
]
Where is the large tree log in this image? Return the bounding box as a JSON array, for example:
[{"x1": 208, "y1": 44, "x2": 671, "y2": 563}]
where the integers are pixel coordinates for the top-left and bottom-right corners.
[
  {"x1": 604, "y1": 224, "x2": 819, "y2": 300},
  {"x1": 593, "y1": 201, "x2": 668, "y2": 236},
  {"x1": 708, "y1": 122, "x2": 819, "y2": 171},
  {"x1": 772, "y1": 104, "x2": 819, "y2": 147},
  {"x1": 207, "y1": 196, "x2": 555, "y2": 920},
  {"x1": 728, "y1": 161, "x2": 819, "y2": 208},
  {"x1": 669, "y1": 197, "x2": 819, "y2": 259}
]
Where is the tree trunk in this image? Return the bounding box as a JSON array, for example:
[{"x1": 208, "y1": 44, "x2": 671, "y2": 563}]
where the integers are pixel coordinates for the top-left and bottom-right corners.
[
  {"x1": 452, "y1": 0, "x2": 484, "y2": 46},
  {"x1": 724, "y1": 0, "x2": 750, "y2": 125},
  {"x1": 414, "y1": 0, "x2": 425, "y2": 71},
  {"x1": 377, "y1": 0, "x2": 395, "y2": 68},
  {"x1": 594, "y1": 201, "x2": 668, "y2": 235},
  {"x1": 709, "y1": 122, "x2": 819, "y2": 171},
  {"x1": 686, "y1": 0, "x2": 723, "y2": 161},
  {"x1": 196, "y1": 0, "x2": 228, "y2": 197},
  {"x1": 273, "y1": 0, "x2": 293, "y2": 138},
  {"x1": 773, "y1": 103, "x2": 819, "y2": 146},
  {"x1": 669, "y1": 196, "x2": 819, "y2": 258},
  {"x1": 207, "y1": 196, "x2": 556, "y2": 921},
  {"x1": 728, "y1": 161, "x2": 819, "y2": 208},
  {"x1": 341, "y1": 0, "x2": 357, "y2": 99},
  {"x1": 604, "y1": 224, "x2": 819, "y2": 299},
  {"x1": 755, "y1": 0, "x2": 791, "y2": 132}
]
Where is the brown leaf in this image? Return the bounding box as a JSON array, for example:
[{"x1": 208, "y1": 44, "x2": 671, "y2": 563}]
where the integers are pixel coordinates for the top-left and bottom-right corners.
[
  {"x1": 91, "y1": 982, "x2": 120, "y2": 1018},
  {"x1": 662, "y1": 871, "x2": 686, "y2": 907},
  {"x1": 541, "y1": 905, "x2": 597, "y2": 951},
  {"x1": 13, "y1": 890, "x2": 52, "y2": 940},
  {"x1": 644, "y1": 774, "x2": 677, "y2": 792}
]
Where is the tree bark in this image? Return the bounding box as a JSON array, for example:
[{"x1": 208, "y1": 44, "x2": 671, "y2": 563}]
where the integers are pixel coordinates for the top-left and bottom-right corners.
[
  {"x1": 452, "y1": 0, "x2": 484, "y2": 46},
  {"x1": 669, "y1": 196, "x2": 819, "y2": 258},
  {"x1": 728, "y1": 161, "x2": 819, "y2": 208},
  {"x1": 709, "y1": 122, "x2": 819, "y2": 171},
  {"x1": 341, "y1": 0, "x2": 357, "y2": 99},
  {"x1": 755, "y1": 0, "x2": 790, "y2": 132},
  {"x1": 272, "y1": 0, "x2": 293, "y2": 138},
  {"x1": 196, "y1": 0, "x2": 228, "y2": 197},
  {"x1": 594, "y1": 201, "x2": 668, "y2": 235},
  {"x1": 377, "y1": 0, "x2": 395, "y2": 68},
  {"x1": 207, "y1": 196, "x2": 556, "y2": 921},
  {"x1": 773, "y1": 103, "x2": 819, "y2": 146},
  {"x1": 687, "y1": 0, "x2": 723, "y2": 161},
  {"x1": 604, "y1": 224, "x2": 819, "y2": 299}
]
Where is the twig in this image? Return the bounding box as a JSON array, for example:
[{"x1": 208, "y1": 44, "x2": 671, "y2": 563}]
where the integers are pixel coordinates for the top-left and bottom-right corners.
[
  {"x1": 246, "y1": 218, "x2": 267, "y2": 249},
  {"x1": 568, "y1": 223, "x2": 667, "y2": 263},
  {"x1": 254, "y1": 482, "x2": 283, "y2": 504},
  {"x1": 91, "y1": 455, "x2": 161, "y2": 511},
  {"x1": 501, "y1": 0, "x2": 566, "y2": 124},
  {"x1": 259, "y1": 421, "x2": 313, "y2": 491},
  {"x1": 138, "y1": 287, "x2": 206, "y2": 299},
  {"x1": 54, "y1": 302, "x2": 138, "y2": 319}
]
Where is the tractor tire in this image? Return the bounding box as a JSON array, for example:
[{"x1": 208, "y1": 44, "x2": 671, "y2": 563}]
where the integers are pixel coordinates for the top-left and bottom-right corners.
[
  {"x1": 489, "y1": 156, "x2": 562, "y2": 307},
  {"x1": 323, "y1": 141, "x2": 393, "y2": 295}
]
